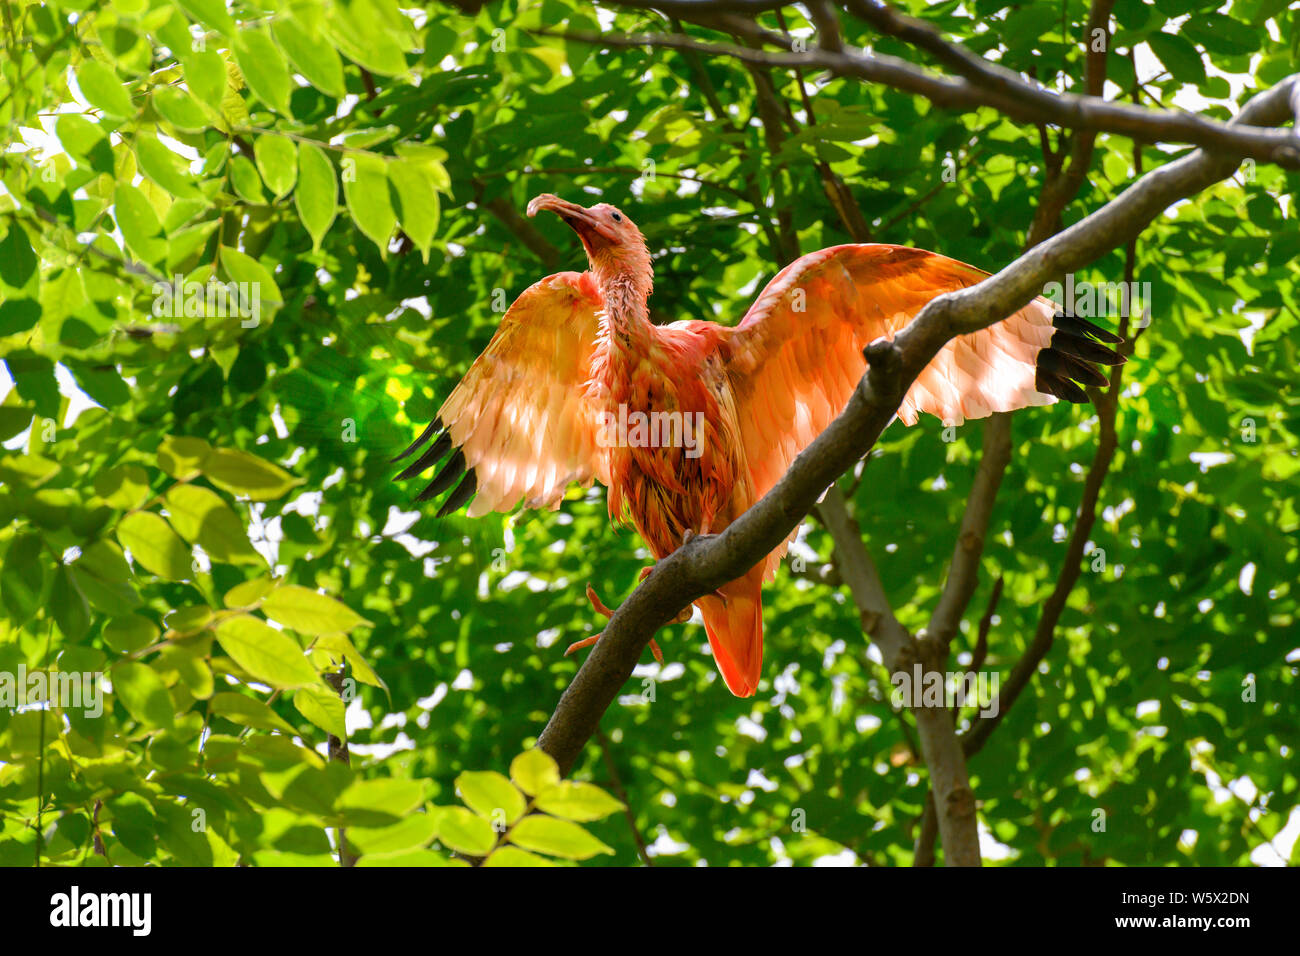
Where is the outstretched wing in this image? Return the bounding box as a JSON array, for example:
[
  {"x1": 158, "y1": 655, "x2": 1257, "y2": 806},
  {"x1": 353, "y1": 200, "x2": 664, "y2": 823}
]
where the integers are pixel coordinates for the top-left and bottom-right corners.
[
  {"x1": 724, "y1": 243, "x2": 1123, "y2": 501},
  {"x1": 394, "y1": 272, "x2": 607, "y2": 518}
]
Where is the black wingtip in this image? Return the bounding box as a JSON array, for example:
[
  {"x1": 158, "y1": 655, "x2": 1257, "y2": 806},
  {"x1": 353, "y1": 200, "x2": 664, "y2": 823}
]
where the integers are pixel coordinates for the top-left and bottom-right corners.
[
  {"x1": 1037, "y1": 313, "x2": 1125, "y2": 403},
  {"x1": 1036, "y1": 369, "x2": 1089, "y2": 403},
  {"x1": 395, "y1": 429, "x2": 453, "y2": 481},
  {"x1": 391, "y1": 418, "x2": 442, "y2": 463},
  {"x1": 435, "y1": 471, "x2": 477, "y2": 518},
  {"x1": 416, "y1": 448, "x2": 466, "y2": 502},
  {"x1": 1052, "y1": 312, "x2": 1125, "y2": 345}
]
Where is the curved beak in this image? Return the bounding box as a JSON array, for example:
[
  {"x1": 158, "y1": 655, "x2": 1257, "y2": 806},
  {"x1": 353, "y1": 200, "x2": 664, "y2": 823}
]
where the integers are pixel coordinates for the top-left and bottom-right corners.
[{"x1": 526, "y1": 193, "x2": 617, "y2": 244}]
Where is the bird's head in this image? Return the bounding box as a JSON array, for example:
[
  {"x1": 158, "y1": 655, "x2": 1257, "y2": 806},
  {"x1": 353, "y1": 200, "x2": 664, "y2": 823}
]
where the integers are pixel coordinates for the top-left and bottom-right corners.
[{"x1": 526, "y1": 194, "x2": 652, "y2": 302}]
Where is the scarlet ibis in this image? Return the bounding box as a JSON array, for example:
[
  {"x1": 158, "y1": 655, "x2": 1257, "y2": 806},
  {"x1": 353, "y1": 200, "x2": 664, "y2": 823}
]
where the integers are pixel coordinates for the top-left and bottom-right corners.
[{"x1": 395, "y1": 195, "x2": 1123, "y2": 697}]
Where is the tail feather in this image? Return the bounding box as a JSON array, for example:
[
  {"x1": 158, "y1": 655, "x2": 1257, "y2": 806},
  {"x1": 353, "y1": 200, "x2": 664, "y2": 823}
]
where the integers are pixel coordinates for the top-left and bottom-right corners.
[{"x1": 697, "y1": 567, "x2": 765, "y2": 697}]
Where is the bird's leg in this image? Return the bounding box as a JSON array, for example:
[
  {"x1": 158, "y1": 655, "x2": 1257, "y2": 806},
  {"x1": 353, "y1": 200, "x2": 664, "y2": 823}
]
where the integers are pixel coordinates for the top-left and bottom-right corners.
[{"x1": 566, "y1": 582, "x2": 665, "y2": 663}]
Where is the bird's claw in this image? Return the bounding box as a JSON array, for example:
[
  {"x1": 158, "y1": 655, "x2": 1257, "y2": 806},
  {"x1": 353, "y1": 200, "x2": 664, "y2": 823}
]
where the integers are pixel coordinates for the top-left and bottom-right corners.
[
  {"x1": 565, "y1": 631, "x2": 664, "y2": 665},
  {"x1": 586, "y1": 582, "x2": 615, "y2": 619}
]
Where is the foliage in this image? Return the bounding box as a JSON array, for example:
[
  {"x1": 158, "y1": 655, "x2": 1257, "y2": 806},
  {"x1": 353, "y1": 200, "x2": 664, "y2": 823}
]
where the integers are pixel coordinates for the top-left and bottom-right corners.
[{"x1": 1, "y1": 0, "x2": 1297, "y2": 866}]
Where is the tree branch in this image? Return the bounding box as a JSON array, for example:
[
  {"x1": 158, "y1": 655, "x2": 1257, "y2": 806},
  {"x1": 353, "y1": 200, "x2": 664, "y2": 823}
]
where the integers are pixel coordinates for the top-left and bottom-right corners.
[{"x1": 550, "y1": 18, "x2": 1300, "y2": 167}]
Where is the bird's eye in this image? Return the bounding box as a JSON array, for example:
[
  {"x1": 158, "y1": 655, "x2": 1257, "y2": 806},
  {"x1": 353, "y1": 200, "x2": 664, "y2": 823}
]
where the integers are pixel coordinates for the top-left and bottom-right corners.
[{"x1": 611, "y1": 212, "x2": 622, "y2": 222}]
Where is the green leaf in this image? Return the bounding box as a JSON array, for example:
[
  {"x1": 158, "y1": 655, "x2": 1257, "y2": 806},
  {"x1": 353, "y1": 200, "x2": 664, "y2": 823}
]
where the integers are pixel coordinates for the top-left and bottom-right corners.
[
  {"x1": 175, "y1": 0, "x2": 236, "y2": 36},
  {"x1": 111, "y1": 661, "x2": 175, "y2": 729},
  {"x1": 76, "y1": 59, "x2": 136, "y2": 118},
  {"x1": 183, "y1": 49, "x2": 228, "y2": 115},
  {"x1": 263, "y1": 585, "x2": 368, "y2": 634},
  {"x1": 293, "y1": 684, "x2": 346, "y2": 738},
  {"x1": 388, "y1": 158, "x2": 440, "y2": 263},
  {"x1": 201, "y1": 446, "x2": 300, "y2": 501},
  {"x1": 1, "y1": 533, "x2": 46, "y2": 624},
  {"x1": 338, "y1": 779, "x2": 427, "y2": 817},
  {"x1": 434, "y1": 807, "x2": 496, "y2": 857},
  {"x1": 254, "y1": 135, "x2": 297, "y2": 199},
  {"x1": 228, "y1": 154, "x2": 266, "y2": 204},
  {"x1": 164, "y1": 483, "x2": 261, "y2": 566},
  {"x1": 233, "y1": 25, "x2": 293, "y2": 117},
  {"x1": 533, "y1": 781, "x2": 624, "y2": 822},
  {"x1": 209, "y1": 691, "x2": 297, "y2": 733},
  {"x1": 342, "y1": 153, "x2": 396, "y2": 252},
  {"x1": 136, "y1": 133, "x2": 203, "y2": 200},
  {"x1": 456, "y1": 771, "x2": 527, "y2": 825},
  {"x1": 218, "y1": 247, "x2": 283, "y2": 323},
  {"x1": 56, "y1": 114, "x2": 114, "y2": 174},
  {"x1": 272, "y1": 17, "x2": 346, "y2": 98},
  {"x1": 510, "y1": 749, "x2": 561, "y2": 796},
  {"x1": 117, "y1": 511, "x2": 192, "y2": 581},
  {"x1": 223, "y1": 575, "x2": 275, "y2": 608},
  {"x1": 103, "y1": 614, "x2": 159, "y2": 654},
  {"x1": 295, "y1": 142, "x2": 337, "y2": 251},
  {"x1": 481, "y1": 846, "x2": 557, "y2": 867},
  {"x1": 348, "y1": 814, "x2": 439, "y2": 855},
  {"x1": 113, "y1": 184, "x2": 167, "y2": 264},
  {"x1": 1146, "y1": 32, "x2": 1207, "y2": 85},
  {"x1": 214, "y1": 615, "x2": 320, "y2": 689},
  {"x1": 508, "y1": 816, "x2": 614, "y2": 860},
  {"x1": 158, "y1": 435, "x2": 212, "y2": 480},
  {"x1": 153, "y1": 85, "x2": 210, "y2": 132},
  {"x1": 51, "y1": 566, "x2": 92, "y2": 641}
]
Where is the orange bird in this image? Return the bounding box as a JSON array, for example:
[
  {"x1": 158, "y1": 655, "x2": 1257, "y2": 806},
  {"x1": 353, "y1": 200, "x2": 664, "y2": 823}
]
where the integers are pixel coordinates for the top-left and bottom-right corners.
[{"x1": 395, "y1": 195, "x2": 1122, "y2": 696}]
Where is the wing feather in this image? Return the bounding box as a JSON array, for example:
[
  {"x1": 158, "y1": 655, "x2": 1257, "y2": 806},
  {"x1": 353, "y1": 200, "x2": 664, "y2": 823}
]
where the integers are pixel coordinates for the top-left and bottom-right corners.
[
  {"x1": 394, "y1": 272, "x2": 606, "y2": 517},
  {"x1": 725, "y1": 244, "x2": 1124, "y2": 506}
]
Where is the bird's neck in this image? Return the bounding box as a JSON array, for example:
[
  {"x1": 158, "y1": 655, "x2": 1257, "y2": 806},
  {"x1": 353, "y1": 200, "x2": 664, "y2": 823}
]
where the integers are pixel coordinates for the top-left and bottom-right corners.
[{"x1": 598, "y1": 273, "x2": 654, "y2": 354}]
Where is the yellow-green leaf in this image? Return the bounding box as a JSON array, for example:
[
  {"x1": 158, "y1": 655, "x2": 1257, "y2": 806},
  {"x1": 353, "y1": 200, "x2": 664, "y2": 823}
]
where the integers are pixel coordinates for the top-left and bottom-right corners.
[
  {"x1": 117, "y1": 511, "x2": 192, "y2": 581},
  {"x1": 209, "y1": 691, "x2": 297, "y2": 733},
  {"x1": 435, "y1": 807, "x2": 496, "y2": 857},
  {"x1": 164, "y1": 483, "x2": 263, "y2": 566},
  {"x1": 233, "y1": 25, "x2": 293, "y2": 116},
  {"x1": 136, "y1": 133, "x2": 203, "y2": 199},
  {"x1": 295, "y1": 142, "x2": 337, "y2": 251},
  {"x1": 215, "y1": 615, "x2": 319, "y2": 689},
  {"x1": 202, "y1": 446, "x2": 300, "y2": 500},
  {"x1": 482, "y1": 846, "x2": 557, "y2": 867},
  {"x1": 508, "y1": 816, "x2": 614, "y2": 860},
  {"x1": 111, "y1": 661, "x2": 175, "y2": 729},
  {"x1": 77, "y1": 59, "x2": 136, "y2": 118},
  {"x1": 342, "y1": 152, "x2": 395, "y2": 252},
  {"x1": 263, "y1": 585, "x2": 368, "y2": 634},
  {"x1": 510, "y1": 749, "x2": 561, "y2": 796},
  {"x1": 218, "y1": 247, "x2": 283, "y2": 323},
  {"x1": 456, "y1": 771, "x2": 526, "y2": 825},
  {"x1": 114, "y1": 184, "x2": 167, "y2": 264},
  {"x1": 388, "y1": 158, "x2": 440, "y2": 263},
  {"x1": 157, "y1": 434, "x2": 211, "y2": 479},
  {"x1": 533, "y1": 781, "x2": 624, "y2": 822},
  {"x1": 254, "y1": 134, "x2": 297, "y2": 199},
  {"x1": 272, "y1": 17, "x2": 346, "y2": 97},
  {"x1": 224, "y1": 575, "x2": 275, "y2": 608},
  {"x1": 293, "y1": 683, "x2": 346, "y2": 738}
]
